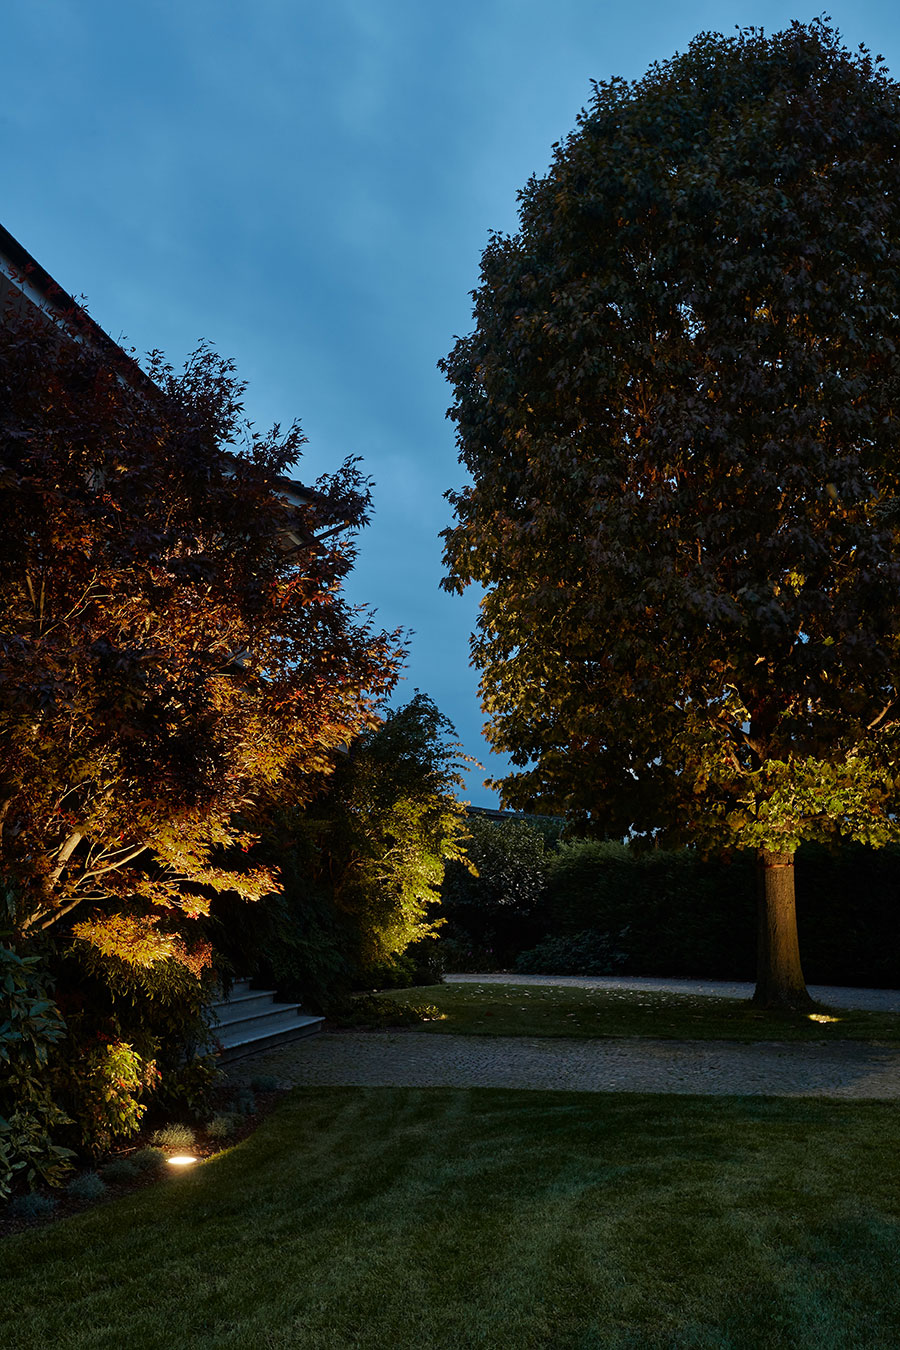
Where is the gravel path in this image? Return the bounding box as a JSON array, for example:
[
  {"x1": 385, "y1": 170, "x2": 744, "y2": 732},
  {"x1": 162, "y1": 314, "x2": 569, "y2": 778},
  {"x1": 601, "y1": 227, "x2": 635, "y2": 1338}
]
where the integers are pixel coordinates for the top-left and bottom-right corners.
[
  {"x1": 229, "y1": 974, "x2": 900, "y2": 1098},
  {"x1": 233, "y1": 1030, "x2": 900, "y2": 1098}
]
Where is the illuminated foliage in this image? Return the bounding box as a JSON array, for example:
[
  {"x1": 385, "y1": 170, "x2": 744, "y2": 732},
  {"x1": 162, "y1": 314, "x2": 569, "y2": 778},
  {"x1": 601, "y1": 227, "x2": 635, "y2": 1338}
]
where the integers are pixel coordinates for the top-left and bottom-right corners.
[
  {"x1": 441, "y1": 21, "x2": 900, "y2": 1006},
  {"x1": 0, "y1": 301, "x2": 403, "y2": 972},
  {"x1": 296, "y1": 693, "x2": 473, "y2": 971}
]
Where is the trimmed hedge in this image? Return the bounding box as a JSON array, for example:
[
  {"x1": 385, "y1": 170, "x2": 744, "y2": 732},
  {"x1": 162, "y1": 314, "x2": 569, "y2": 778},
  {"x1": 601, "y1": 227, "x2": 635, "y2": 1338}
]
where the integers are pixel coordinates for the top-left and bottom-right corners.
[
  {"x1": 535, "y1": 841, "x2": 900, "y2": 988},
  {"x1": 442, "y1": 825, "x2": 900, "y2": 988}
]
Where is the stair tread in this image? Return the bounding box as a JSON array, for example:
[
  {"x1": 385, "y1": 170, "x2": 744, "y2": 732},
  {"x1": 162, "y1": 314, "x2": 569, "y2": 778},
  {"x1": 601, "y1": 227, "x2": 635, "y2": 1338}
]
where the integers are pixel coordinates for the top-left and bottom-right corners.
[
  {"x1": 215, "y1": 1010, "x2": 322, "y2": 1045},
  {"x1": 216, "y1": 1014, "x2": 324, "y2": 1053}
]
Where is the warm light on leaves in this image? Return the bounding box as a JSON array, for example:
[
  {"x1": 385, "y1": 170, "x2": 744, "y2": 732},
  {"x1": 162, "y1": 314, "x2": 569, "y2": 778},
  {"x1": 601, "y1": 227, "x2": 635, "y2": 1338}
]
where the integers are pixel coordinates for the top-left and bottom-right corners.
[{"x1": 0, "y1": 301, "x2": 404, "y2": 977}]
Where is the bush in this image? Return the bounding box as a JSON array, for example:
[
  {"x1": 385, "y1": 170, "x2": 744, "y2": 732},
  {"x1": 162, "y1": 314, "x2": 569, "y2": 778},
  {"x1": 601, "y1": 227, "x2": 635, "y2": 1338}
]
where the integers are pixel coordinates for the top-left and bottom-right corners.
[
  {"x1": 542, "y1": 839, "x2": 900, "y2": 988},
  {"x1": 205, "y1": 1114, "x2": 239, "y2": 1140},
  {"x1": 436, "y1": 935, "x2": 507, "y2": 973},
  {"x1": 515, "y1": 930, "x2": 629, "y2": 976},
  {"x1": 150, "y1": 1124, "x2": 196, "y2": 1151},
  {"x1": 0, "y1": 943, "x2": 75, "y2": 1200},
  {"x1": 329, "y1": 995, "x2": 441, "y2": 1028},
  {"x1": 544, "y1": 842, "x2": 757, "y2": 979},
  {"x1": 355, "y1": 954, "x2": 416, "y2": 991},
  {"x1": 228, "y1": 1090, "x2": 257, "y2": 1118},
  {"x1": 7, "y1": 1191, "x2": 57, "y2": 1221},
  {"x1": 98, "y1": 1158, "x2": 139, "y2": 1184},
  {"x1": 58, "y1": 947, "x2": 224, "y2": 1124},
  {"x1": 61, "y1": 1039, "x2": 160, "y2": 1156},
  {"x1": 66, "y1": 1172, "x2": 107, "y2": 1203},
  {"x1": 440, "y1": 818, "x2": 551, "y2": 963},
  {"x1": 248, "y1": 1075, "x2": 281, "y2": 1093},
  {"x1": 130, "y1": 1147, "x2": 167, "y2": 1173}
]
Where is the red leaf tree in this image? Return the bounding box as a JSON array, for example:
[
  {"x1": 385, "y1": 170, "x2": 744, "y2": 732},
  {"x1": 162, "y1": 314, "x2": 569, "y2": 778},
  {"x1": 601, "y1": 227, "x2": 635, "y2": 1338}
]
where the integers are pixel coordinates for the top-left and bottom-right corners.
[{"x1": 0, "y1": 301, "x2": 403, "y2": 971}]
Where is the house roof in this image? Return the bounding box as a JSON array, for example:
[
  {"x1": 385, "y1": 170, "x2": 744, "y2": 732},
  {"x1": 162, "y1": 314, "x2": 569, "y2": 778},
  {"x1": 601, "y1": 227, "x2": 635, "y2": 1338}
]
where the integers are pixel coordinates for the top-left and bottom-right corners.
[{"x1": 0, "y1": 221, "x2": 317, "y2": 509}]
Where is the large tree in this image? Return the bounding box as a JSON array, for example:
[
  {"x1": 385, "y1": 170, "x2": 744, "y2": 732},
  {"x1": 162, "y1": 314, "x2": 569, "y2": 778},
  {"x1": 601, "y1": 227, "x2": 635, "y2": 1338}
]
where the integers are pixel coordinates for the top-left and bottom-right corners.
[
  {"x1": 441, "y1": 20, "x2": 900, "y2": 1008},
  {"x1": 0, "y1": 298, "x2": 402, "y2": 971}
]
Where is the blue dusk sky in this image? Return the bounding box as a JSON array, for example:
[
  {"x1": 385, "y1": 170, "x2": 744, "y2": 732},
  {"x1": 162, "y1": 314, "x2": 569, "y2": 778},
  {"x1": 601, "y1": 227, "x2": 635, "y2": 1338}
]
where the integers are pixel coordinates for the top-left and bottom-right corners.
[{"x1": 4, "y1": 1, "x2": 900, "y2": 804}]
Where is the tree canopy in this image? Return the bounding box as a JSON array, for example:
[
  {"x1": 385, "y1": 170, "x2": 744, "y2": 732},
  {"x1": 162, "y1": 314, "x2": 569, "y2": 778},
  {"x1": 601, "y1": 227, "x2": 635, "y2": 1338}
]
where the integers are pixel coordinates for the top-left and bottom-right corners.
[
  {"x1": 0, "y1": 299, "x2": 402, "y2": 972},
  {"x1": 440, "y1": 21, "x2": 900, "y2": 1005}
]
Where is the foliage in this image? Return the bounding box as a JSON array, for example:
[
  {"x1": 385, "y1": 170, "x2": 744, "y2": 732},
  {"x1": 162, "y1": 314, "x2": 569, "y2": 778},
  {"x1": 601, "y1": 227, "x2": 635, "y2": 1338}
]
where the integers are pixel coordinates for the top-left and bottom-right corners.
[
  {"x1": 149, "y1": 1124, "x2": 195, "y2": 1151},
  {"x1": 329, "y1": 994, "x2": 442, "y2": 1028},
  {"x1": 6, "y1": 1190, "x2": 56, "y2": 1220},
  {"x1": 51, "y1": 944, "x2": 222, "y2": 1133},
  {"x1": 0, "y1": 298, "x2": 402, "y2": 972},
  {"x1": 544, "y1": 841, "x2": 757, "y2": 979},
  {"x1": 98, "y1": 1158, "x2": 139, "y2": 1184},
  {"x1": 440, "y1": 816, "x2": 551, "y2": 962},
  {"x1": 443, "y1": 20, "x2": 900, "y2": 850},
  {"x1": 248, "y1": 1074, "x2": 281, "y2": 1093},
  {"x1": 129, "y1": 1147, "x2": 166, "y2": 1174},
  {"x1": 205, "y1": 1114, "x2": 239, "y2": 1140},
  {"x1": 308, "y1": 694, "x2": 472, "y2": 967},
  {"x1": 0, "y1": 944, "x2": 75, "y2": 1198},
  {"x1": 513, "y1": 929, "x2": 628, "y2": 976},
  {"x1": 231, "y1": 694, "x2": 471, "y2": 1005},
  {"x1": 61, "y1": 1039, "x2": 159, "y2": 1156},
  {"x1": 208, "y1": 837, "x2": 353, "y2": 1011},
  {"x1": 65, "y1": 1172, "x2": 107, "y2": 1203}
]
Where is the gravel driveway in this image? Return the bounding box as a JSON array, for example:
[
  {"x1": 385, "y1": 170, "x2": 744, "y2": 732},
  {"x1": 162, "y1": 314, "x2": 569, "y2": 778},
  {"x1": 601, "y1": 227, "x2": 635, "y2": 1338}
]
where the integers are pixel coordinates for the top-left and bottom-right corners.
[
  {"x1": 235, "y1": 1030, "x2": 900, "y2": 1098},
  {"x1": 231, "y1": 975, "x2": 900, "y2": 1099}
]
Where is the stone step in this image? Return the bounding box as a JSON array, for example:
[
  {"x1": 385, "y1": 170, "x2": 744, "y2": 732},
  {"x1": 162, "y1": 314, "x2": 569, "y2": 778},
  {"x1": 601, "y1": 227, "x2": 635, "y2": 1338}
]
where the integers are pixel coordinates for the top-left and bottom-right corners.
[
  {"x1": 208, "y1": 979, "x2": 324, "y2": 1060},
  {"x1": 210, "y1": 989, "x2": 285, "y2": 1027},
  {"x1": 214, "y1": 1004, "x2": 313, "y2": 1046},
  {"x1": 216, "y1": 1012, "x2": 324, "y2": 1062}
]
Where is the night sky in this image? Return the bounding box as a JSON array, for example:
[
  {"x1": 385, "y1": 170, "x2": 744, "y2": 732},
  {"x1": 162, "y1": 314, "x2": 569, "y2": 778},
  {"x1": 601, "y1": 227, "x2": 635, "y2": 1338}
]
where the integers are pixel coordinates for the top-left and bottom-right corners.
[{"x1": 4, "y1": 0, "x2": 900, "y2": 803}]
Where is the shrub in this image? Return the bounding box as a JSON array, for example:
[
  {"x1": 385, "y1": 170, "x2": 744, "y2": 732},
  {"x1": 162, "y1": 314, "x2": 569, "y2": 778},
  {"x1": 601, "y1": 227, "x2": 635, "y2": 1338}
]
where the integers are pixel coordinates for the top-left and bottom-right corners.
[
  {"x1": 150, "y1": 1124, "x2": 195, "y2": 1151},
  {"x1": 98, "y1": 1158, "x2": 139, "y2": 1184},
  {"x1": 515, "y1": 930, "x2": 629, "y2": 976},
  {"x1": 436, "y1": 935, "x2": 506, "y2": 973},
  {"x1": 61, "y1": 1039, "x2": 160, "y2": 1156},
  {"x1": 66, "y1": 1172, "x2": 107, "y2": 1203},
  {"x1": 0, "y1": 943, "x2": 75, "y2": 1200},
  {"x1": 7, "y1": 1191, "x2": 57, "y2": 1221},
  {"x1": 440, "y1": 817, "x2": 552, "y2": 962},
  {"x1": 355, "y1": 954, "x2": 415, "y2": 990},
  {"x1": 330, "y1": 995, "x2": 441, "y2": 1028},
  {"x1": 544, "y1": 841, "x2": 757, "y2": 979},
  {"x1": 227, "y1": 1091, "x2": 257, "y2": 1118},
  {"x1": 130, "y1": 1147, "x2": 167, "y2": 1174},
  {"x1": 248, "y1": 1075, "x2": 281, "y2": 1093},
  {"x1": 205, "y1": 1114, "x2": 239, "y2": 1140},
  {"x1": 59, "y1": 947, "x2": 224, "y2": 1124}
]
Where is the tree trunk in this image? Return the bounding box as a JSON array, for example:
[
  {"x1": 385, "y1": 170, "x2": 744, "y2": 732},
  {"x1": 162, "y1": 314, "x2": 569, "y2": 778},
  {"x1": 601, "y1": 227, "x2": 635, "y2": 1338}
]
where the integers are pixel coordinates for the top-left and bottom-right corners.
[{"x1": 751, "y1": 849, "x2": 814, "y2": 1010}]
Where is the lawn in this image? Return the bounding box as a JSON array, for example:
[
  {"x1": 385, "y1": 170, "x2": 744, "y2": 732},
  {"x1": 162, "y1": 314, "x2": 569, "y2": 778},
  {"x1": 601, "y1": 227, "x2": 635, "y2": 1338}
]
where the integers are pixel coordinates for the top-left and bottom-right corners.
[
  {"x1": 380, "y1": 982, "x2": 900, "y2": 1042},
  {"x1": 2, "y1": 1086, "x2": 899, "y2": 1349}
]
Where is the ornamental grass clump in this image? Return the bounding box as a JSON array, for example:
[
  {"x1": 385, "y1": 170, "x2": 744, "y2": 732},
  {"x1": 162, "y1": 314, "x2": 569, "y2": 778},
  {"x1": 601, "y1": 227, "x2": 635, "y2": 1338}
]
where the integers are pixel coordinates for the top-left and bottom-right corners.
[
  {"x1": 248, "y1": 1075, "x2": 280, "y2": 1093},
  {"x1": 130, "y1": 1147, "x2": 167, "y2": 1174},
  {"x1": 98, "y1": 1159, "x2": 139, "y2": 1185},
  {"x1": 66, "y1": 1172, "x2": 107, "y2": 1203},
  {"x1": 150, "y1": 1124, "x2": 195, "y2": 1151},
  {"x1": 7, "y1": 1192, "x2": 57, "y2": 1221},
  {"x1": 205, "y1": 1114, "x2": 239, "y2": 1141}
]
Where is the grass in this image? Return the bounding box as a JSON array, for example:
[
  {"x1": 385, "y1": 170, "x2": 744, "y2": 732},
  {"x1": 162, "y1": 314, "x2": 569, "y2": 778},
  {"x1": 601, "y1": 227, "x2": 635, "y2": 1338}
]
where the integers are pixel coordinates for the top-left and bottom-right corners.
[
  {"x1": 379, "y1": 982, "x2": 900, "y2": 1042},
  {"x1": 2, "y1": 1086, "x2": 899, "y2": 1349}
]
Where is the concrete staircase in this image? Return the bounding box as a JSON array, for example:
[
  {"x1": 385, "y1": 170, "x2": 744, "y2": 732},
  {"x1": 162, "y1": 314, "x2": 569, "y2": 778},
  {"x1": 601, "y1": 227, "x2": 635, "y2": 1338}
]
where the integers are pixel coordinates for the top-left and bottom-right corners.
[{"x1": 210, "y1": 979, "x2": 324, "y2": 1061}]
